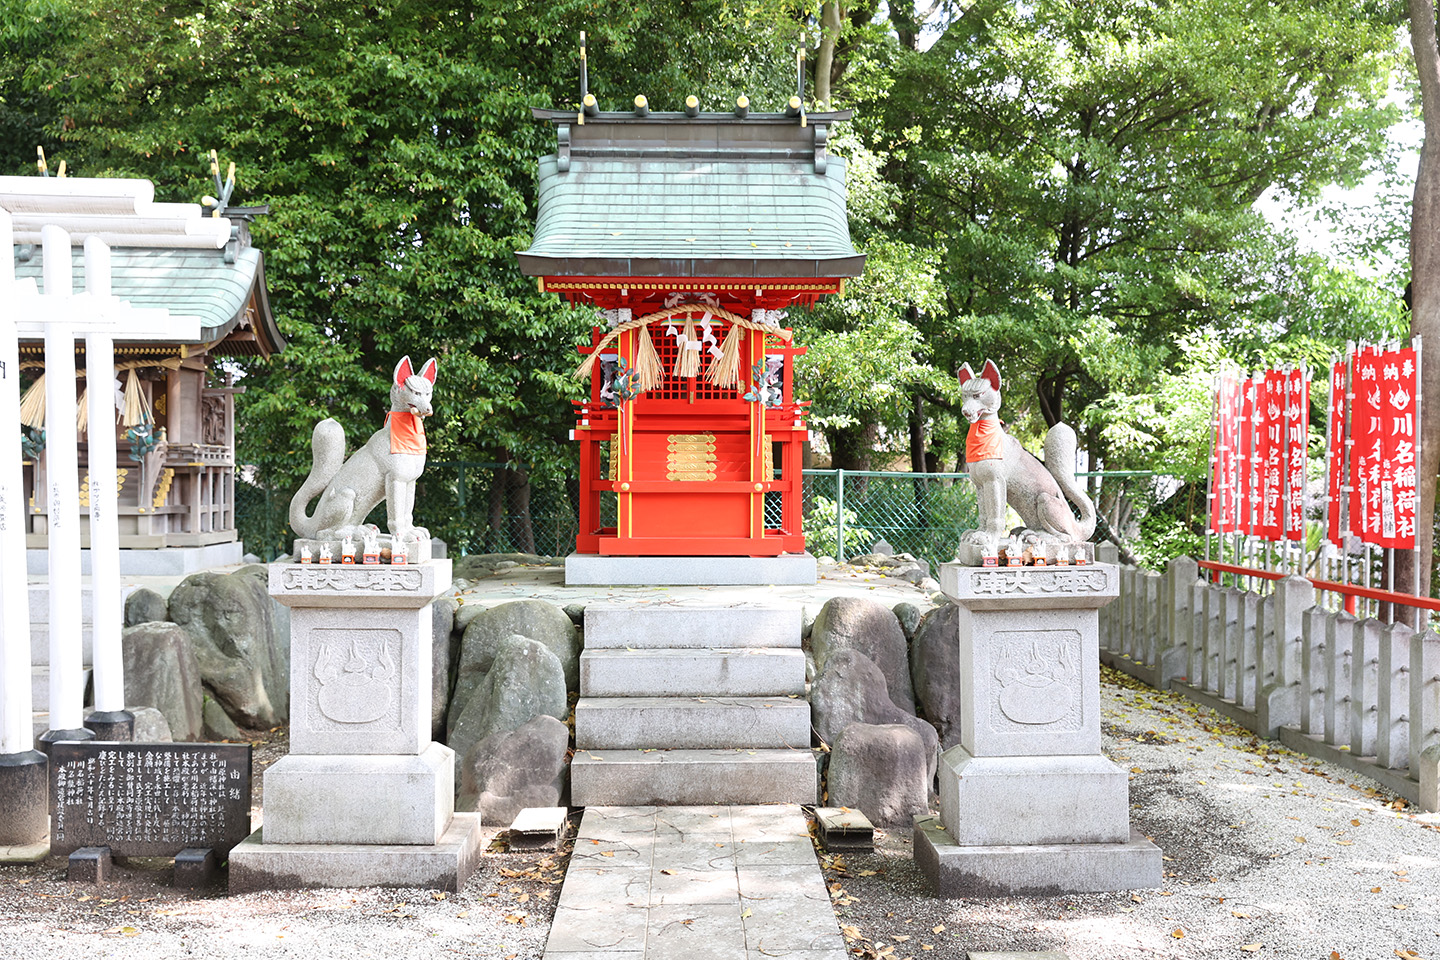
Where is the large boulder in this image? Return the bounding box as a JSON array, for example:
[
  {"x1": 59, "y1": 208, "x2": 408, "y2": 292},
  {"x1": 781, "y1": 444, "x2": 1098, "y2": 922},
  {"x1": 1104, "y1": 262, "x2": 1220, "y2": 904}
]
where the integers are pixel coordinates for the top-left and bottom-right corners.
[
  {"x1": 167, "y1": 568, "x2": 289, "y2": 728},
  {"x1": 123, "y1": 588, "x2": 169, "y2": 627},
  {"x1": 431, "y1": 597, "x2": 458, "y2": 741},
  {"x1": 910, "y1": 603, "x2": 962, "y2": 749},
  {"x1": 203, "y1": 695, "x2": 244, "y2": 740},
  {"x1": 810, "y1": 596, "x2": 915, "y2": 714},
  {"x1": 121, "y1": 622, "x2": 204, "y2": 741},
  {"x1": 446, "y1": 635, "x2": 568, "y2": 786},
  {"x1": 459, "y1": 715, "x2": 570, "y2": 822},
  {"x1": 128, "y1": 706, "x2": 173, "y2": 743},
  {"x1": 826, "y1": 723, "x2": 930, "y2": 827},
  {"x1": 455, "y1": 600, "x2": 578, "y2": 711},
  {"x1": 892, "y1": 602, "x2": 924, "y2": 642},
  {"x1": 811, "y1": 649, "x2": 938, "y2": 782}
]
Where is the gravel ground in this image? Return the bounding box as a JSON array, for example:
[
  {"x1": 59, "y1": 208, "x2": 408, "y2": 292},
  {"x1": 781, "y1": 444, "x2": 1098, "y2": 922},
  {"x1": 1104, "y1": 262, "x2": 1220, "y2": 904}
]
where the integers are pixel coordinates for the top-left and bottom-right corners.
[{"x1": 1, "y1": 668, "x2": 1436, "y2": 960}]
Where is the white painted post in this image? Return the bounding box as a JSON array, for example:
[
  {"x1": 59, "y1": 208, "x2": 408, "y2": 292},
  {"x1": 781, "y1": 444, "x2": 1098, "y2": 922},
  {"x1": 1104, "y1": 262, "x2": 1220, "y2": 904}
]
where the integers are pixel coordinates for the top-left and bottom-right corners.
[
  {"x1": 1411, "y1": 630, "x2": 1440, "y2": 810},
  {"x1": 82, "y1": 236, "x2": 130, "y2": 738},
  {"x1": 0, "y1": 209, "x2": 35, "y2": 756},
  {"x1": 36, "y1": 225, "x2": 93, "y2": 744},
  {"x1": 1324, "y1": 612, "x2": 1355, "y2": 748},
  {"x1": 1375, "y1": 623, "x2": 1412, "y2": 771}
]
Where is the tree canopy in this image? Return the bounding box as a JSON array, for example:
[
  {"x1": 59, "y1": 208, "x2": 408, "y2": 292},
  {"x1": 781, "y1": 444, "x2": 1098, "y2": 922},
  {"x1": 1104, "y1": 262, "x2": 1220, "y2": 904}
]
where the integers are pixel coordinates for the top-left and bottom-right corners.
[{"x1": 2, "y1": 0, "x2": 1420, "y2": 563}]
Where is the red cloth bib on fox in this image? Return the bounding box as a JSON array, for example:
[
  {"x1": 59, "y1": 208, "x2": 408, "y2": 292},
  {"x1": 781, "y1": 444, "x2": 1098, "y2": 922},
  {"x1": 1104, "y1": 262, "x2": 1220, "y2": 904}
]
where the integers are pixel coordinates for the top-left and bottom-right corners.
[
  {"x1": 965, "y1": 418, "x2": 1005, "y2": 462},
  {"x1": 387, "y1": 412, "x2": 426, "y2": 455}
]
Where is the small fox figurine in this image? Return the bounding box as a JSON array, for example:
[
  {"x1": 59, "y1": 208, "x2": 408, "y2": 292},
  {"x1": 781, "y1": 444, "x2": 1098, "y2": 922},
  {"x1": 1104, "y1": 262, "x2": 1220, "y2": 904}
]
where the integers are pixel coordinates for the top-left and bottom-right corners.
[
  {"x1": 959, "y1": 360, "x2": 1096, "y2": 559},
  {"x1": 289, "y1": 355, "x2": 437, "y2": 544}
]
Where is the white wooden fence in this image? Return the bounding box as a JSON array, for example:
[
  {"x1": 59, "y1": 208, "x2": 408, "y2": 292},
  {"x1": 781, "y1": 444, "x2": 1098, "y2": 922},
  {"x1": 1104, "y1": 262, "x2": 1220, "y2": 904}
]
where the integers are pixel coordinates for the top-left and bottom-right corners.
[{"x1": 1096, "y1": 545, "x2": 1440, "y2": 811}]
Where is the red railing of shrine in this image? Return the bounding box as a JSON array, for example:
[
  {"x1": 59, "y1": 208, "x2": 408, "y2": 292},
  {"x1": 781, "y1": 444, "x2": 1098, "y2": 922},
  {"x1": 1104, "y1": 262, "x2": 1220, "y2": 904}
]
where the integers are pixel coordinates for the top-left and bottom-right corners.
[{"x1": 1197, "y1": 559, "x2": 1440, "y2": 616}]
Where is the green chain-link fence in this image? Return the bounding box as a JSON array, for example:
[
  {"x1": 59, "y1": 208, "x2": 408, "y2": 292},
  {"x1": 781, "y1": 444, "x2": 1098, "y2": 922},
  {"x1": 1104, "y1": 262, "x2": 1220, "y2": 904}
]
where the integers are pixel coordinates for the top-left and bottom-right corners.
[{"x1": 237, "y1": 465, "x2": 1169, "y2": 570}]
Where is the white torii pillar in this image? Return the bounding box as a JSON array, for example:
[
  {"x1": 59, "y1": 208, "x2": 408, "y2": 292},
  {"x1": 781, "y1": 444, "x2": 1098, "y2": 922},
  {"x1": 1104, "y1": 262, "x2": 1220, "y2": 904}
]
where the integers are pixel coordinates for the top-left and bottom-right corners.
[
  {"x1": 19, "y1": 230, "x2": 195, "y2": 750},
  {"x1": 0, "y1": 209, "x2": 48, "y2": 848}
]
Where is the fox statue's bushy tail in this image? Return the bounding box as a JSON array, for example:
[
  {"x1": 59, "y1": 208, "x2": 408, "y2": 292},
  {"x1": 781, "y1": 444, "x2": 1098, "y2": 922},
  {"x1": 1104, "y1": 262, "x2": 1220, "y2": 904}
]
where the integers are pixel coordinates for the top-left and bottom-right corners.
[
  {"x1": 288, "y1": 419, "x2": 354, "y2": 540},
  {"x1": 1043, "y1": 422, "x2": 1096, "y2": 541}
]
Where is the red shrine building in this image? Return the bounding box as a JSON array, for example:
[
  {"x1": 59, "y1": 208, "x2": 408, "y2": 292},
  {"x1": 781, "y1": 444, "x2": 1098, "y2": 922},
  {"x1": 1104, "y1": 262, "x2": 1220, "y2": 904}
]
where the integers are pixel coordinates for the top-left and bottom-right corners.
[{"x1": 517, "y1": 99, "x2": 864, "y2": 562}]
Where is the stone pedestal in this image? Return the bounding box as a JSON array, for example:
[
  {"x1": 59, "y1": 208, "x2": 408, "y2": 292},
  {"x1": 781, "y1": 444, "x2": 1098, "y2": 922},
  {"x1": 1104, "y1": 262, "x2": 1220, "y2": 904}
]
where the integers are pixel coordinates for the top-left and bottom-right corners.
[
  {"x1": 915, "y1": 563, "x2": 1161, "y2": 897},
  {"x1": 228, "y1": 559, "x2": 483, "y2": 892}
]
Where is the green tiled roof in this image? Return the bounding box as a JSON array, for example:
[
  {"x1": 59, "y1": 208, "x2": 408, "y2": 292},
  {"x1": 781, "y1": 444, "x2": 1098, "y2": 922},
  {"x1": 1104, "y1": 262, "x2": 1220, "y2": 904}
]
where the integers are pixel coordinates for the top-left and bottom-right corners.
[
  {"x1": 517, "y1": 155, "x2": 862, "y2": 277},
  {"x1": 14, "y1": 245, "x2": 265, "y2": 346}
]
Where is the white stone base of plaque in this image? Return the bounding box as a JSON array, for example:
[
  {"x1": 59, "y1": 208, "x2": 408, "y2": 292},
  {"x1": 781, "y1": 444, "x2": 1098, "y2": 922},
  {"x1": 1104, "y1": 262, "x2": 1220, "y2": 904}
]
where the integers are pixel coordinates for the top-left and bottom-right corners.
[
  {"x1": 564, "y1": 552, "x2": 817, "y2": 586},
  {"x1": 0, "y1": 839, "x2": 50, "y2": 863},
  {"x1": 227, "y1": 813, "x2": 483, "y2": 893},
  {"x1": 914, "y1": 815, "x2": 1161, "y2": 896},
  {"x1": 937, "y1": 748, "x2": 1131, "y2": 847},
  {"x1": 260, "y1": 743, "x2": 455, "y2": 845}
]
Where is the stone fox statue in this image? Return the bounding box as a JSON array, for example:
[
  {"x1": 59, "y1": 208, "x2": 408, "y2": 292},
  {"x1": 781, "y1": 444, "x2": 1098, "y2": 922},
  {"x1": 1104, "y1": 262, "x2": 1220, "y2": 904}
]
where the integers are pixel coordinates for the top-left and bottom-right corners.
[
  {"x1": 958, "y1": 360, "x2": 1096, "y2": 555},
  {"x1": 289, "y1": 356, "x2": 438, "y2": 543}
]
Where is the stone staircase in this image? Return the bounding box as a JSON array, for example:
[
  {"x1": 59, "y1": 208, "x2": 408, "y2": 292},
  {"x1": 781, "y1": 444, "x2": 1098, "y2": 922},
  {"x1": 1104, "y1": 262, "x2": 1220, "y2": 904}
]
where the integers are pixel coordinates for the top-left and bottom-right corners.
[
  {"x1": 28, "y1": 582, "x2": 96, "y2": 734},
  {"x1": 571, "y1": 602, "x2": 817, "y2": 805}
]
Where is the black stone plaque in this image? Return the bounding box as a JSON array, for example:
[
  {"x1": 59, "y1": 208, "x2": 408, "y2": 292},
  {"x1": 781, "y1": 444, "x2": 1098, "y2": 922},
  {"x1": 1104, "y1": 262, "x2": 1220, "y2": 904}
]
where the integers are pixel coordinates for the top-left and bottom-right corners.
[{"x1": 48, "y1": 742, "x2": 252, "y2": 858}]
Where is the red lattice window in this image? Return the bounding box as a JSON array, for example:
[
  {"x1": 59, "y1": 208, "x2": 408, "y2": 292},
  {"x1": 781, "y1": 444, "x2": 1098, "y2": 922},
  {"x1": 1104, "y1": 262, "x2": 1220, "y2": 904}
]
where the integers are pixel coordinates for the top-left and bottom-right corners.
[{"x1": 646, "y1": 318, "x2": 740, "y2": 401}]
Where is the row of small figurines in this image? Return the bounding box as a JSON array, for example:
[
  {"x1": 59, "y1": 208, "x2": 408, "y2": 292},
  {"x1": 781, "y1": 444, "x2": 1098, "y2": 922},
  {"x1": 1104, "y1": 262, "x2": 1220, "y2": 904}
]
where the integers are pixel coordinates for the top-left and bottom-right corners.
[
  {"x1": 297, "y1": 534, "x2": 416, "y2": 566},
  {"x1": 983, "y1": 540, "x2": 1091, "y2": 568}
]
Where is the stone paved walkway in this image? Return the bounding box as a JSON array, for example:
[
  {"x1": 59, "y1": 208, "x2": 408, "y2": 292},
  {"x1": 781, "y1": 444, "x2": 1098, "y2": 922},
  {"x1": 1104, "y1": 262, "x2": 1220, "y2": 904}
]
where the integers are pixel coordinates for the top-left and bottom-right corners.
[{"x1": 544, "y1": 805, "x2": 846, "y2": 960}]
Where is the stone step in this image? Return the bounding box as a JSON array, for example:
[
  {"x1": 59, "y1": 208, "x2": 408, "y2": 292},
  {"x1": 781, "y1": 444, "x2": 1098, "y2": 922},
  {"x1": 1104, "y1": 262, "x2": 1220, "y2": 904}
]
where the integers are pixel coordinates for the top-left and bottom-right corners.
[
  {"x1": 29, "y1": 583, "x2": 96, "y2": 623},
  {"x1": 570, "y1": 749, "x2": 818, "y2": 806},
  {"x1": 582, "y1": 602, "x2": 802, "y2": 650},
  {"x1": 574, "y1": 696, "x2": 811, "y2": 750},
  {"x1": 30, "y1": 625, "x2": 95, "y2": 663},
  {"x1": 30, "y1": 666, "x2": 92, "y2": 713},
  {"x1": 579, "y1": 648, "x2": 805, "y2": 698}
]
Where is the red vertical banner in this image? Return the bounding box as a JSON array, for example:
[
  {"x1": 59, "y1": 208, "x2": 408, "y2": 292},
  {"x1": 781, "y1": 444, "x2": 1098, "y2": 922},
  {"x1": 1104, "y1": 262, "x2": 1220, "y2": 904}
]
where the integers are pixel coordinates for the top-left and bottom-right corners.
[
  {"x1": 1260, "y1": 370, "x2": 1285, "y2": 541},
  {"x1": 1351, "y1": 347, "x2": 1383, "y2": 544},
  {"x1": 1326, "y1": 360, "x2": 1347, "y2": 546},
  {"x1": 1209, "y1": 375, "x2": 1241, "y2": 533},
  {"x1": 1283, "y1": 368, "x2": 1308, "y2": 540},
  {"x1": 1377, "y1": 345, "x2": 1418, "y2": 548},
  {"x1": 1237, "y1": 377, "x2": 1257, "y2": 535}
]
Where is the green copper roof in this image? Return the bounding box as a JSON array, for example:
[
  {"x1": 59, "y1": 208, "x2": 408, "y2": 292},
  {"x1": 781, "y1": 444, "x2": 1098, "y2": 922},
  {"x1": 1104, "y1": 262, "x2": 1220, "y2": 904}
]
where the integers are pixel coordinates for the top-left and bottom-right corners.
[
  {"x1": 14, "y1": 245, "x2": 279, "y2": 350},
  {"x1": 516, "y1": 112, "x2": 864, "y2": 279},
  {"x1": 519, "y1": 156, "x2": 859, "y2": 277}
]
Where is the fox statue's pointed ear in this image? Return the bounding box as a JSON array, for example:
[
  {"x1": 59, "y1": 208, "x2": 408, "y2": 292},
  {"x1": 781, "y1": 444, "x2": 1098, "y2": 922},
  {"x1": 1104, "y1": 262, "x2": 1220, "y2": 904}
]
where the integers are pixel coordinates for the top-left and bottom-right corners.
[
  {"x1": 958, "y1": 363, "x2": 976, "y2": 386},
  {"x1": 980, "y1": 359, "x2": 1002, "y2": 393},
  {"x1": 393, "y1": 356, "x2": 414, "y2": 386},
  {"x1": 420, "y1": 358, "x2": 438, "y2": 384}
]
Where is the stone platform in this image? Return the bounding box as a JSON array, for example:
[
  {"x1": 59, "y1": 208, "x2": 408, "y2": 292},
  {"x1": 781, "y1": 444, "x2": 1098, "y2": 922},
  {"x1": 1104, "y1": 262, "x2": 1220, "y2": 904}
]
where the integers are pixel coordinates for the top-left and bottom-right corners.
[
  {"x1": 564, "y1": 552, "x2": 817, "y2": 586},
  {"x1": 914, "y1": 816, "x2": 1161, "y2": 897},
  {"x1": 227, "y1": 813, "x2": 483, "y2": 892},
  {"x1": 543, "y1": 805, "x2": 844, "y2": 959}
]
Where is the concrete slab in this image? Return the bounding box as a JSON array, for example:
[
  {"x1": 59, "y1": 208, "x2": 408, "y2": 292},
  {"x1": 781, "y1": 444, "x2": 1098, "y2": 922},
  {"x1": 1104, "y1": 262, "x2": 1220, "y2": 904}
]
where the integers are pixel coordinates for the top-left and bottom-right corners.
[
  {"x1": 580, "y1": 648, "x2": 806, "y2": 697},
  {"x1": 814, "y1": 807, "x2": 874, "y2": 852},
  {"x1": 576, "y1": 698, "x2": 811, "y2": 751},
  {"x1": 226, "y1": 812, "x2": 482, "y2": 893},
  {"x1": 27, "y1": 541, "x2": 243, "y2": 576},
  {"x1": 582, "y1": 602, "x2": 803, "y2": 650},
  {"x1": 937, "y1": 750, "x2": 1131, "y2": 846},
  {"x1": 565, "y1": 553, "x2": 817, "y2": 586},
  {"x1": 544, "y1": 806, "x2": 841, "y2": 960},
  {"x1": 913, "y1": 816, "x2": 1162, "y2": 897},
  {"x1": 259, "y1": 743, "x2": 455, "y2": 845},
  {"x1": 571, "y1": 749, "x2": 817, "y2": 806}
]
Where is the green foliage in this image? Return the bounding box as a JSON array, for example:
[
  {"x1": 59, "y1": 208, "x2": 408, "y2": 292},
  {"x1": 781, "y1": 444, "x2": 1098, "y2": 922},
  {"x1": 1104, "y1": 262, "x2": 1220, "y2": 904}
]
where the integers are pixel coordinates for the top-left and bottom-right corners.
[
  {"x1": 803, "y1": 494, "x2": 873, "y2": 559},
  {"x1": 33, "y1": 0, "x2": 807, "y2": 499}
]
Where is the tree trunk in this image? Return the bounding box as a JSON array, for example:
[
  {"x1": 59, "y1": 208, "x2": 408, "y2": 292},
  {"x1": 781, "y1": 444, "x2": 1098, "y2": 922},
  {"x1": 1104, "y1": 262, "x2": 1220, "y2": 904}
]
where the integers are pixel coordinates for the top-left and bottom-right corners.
[
  {"x1": 512, "y1": 463, "x2": 536, "y2": 555},
  {"x1": 1405, "y1": 0, "x2": 1440, "y2": 617},
  {"x1": 815, "y1": 2, "x2": 843, "y2": 108},
  {"x1": 486, "y1": 467, "x2": 507, "y2": 553},
  {"x1": 909, "y1": 393, "x2": 927, "y2": 473}
]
